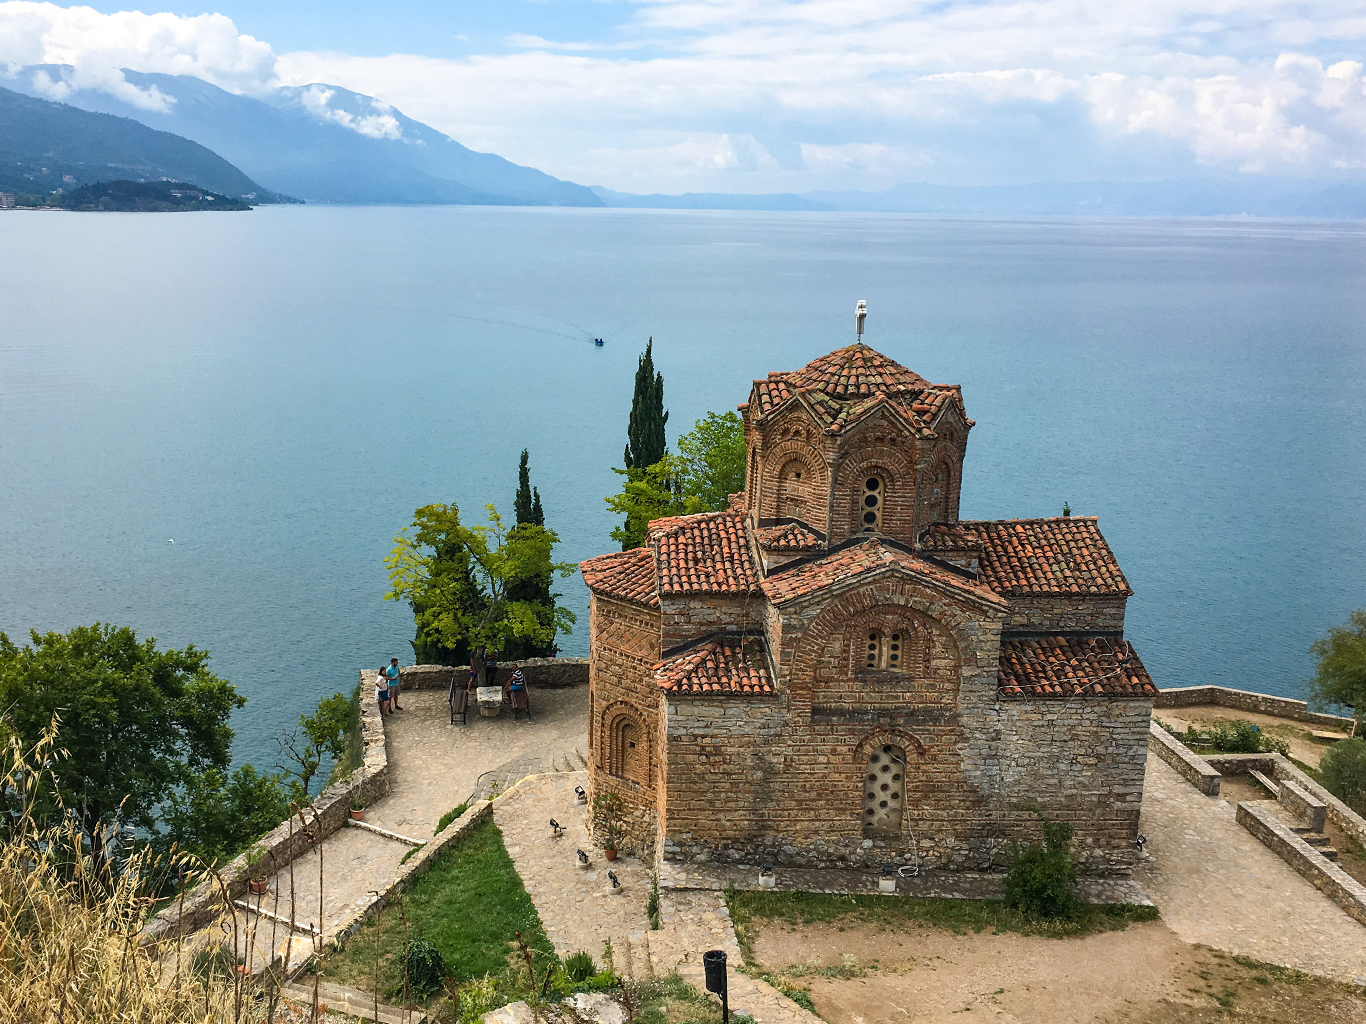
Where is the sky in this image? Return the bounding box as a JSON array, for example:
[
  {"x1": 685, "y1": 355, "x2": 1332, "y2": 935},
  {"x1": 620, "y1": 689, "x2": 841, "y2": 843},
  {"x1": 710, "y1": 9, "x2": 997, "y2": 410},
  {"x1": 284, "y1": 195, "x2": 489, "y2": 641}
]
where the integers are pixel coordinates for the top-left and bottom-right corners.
[{"x1": 2, "y1": 1, "x2": 1365, "y2": 193}]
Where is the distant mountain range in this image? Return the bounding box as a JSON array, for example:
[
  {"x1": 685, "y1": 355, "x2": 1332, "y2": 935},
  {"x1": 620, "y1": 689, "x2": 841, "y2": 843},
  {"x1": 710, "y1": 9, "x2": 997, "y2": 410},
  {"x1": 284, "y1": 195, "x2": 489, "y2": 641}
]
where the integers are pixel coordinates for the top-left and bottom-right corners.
[
  {"x1": 2, "y1": 65, "x2": 601, "y2": 207},
  {"x1": 0, "y1": 86, "x2": 283, "y2": 200},
  {"x1": 3, "y1": 63, "x2": 1362, "y2": 217},
  {"x1": 594, "y1": 179, "x2": 1366, "y2": 218}
]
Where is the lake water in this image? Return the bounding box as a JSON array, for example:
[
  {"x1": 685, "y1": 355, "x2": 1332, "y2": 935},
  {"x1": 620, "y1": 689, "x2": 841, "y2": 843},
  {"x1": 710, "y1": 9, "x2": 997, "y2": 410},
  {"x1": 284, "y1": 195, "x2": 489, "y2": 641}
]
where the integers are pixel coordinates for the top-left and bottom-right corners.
[{"x1": 2, "y1": 206, "x2": 1364, "y2": 770}]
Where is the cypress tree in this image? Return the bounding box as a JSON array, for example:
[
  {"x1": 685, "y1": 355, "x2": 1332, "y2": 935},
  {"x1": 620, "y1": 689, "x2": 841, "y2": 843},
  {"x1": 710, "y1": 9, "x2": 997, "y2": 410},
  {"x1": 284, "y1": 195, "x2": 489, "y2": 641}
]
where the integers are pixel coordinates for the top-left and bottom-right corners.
[
  {"x1": 624, "y1": 338, "x2": 668, "y2": 470},
  {"x1": 515, "y1": 449, "x2": 534, "y2": 525},
  {"x1": 530, "y1": 487, "x2": 544, "y2": 527}
]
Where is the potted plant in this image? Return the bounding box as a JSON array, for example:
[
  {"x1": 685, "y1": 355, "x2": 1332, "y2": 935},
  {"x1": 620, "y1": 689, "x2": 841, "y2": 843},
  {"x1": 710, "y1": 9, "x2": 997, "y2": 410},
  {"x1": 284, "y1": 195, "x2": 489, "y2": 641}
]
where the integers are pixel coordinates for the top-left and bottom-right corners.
[
  {"x1": 350, "y1": 800, "x2": 365, "y2": 821},
  {"x1": 245, "y1": 844, "x2": 270, "y2": 896},
  {"x1": 592, "y1": 790, "x2": 624, "y2": 860}
]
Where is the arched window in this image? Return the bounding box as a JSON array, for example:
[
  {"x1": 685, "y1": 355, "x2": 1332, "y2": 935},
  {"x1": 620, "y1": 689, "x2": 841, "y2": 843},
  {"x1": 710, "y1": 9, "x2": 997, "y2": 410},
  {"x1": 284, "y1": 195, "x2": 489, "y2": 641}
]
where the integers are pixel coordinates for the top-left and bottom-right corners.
[
  {"x1": 861, "y1": 476, "x2": 883, "y2": 532},
  {"x1": 777, "y1": 458, "x2": 811, "y2": 519},
  {"x1": 865, "y1": 631, "x2": 903, "y2": 670},
  {"x1": 863, "y1": 744, "x2": 905, "y2": 834},
  {"x1": 608, "y1": 717, "x2": 642, "y2": 783}
]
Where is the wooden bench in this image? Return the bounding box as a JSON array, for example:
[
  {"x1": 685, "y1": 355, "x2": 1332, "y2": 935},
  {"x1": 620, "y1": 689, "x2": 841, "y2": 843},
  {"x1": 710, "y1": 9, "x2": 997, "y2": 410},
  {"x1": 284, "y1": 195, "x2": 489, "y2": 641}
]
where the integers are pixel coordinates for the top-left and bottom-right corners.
[{"x1": 448, "y1": 684, "x2": 468, "y2": 726}]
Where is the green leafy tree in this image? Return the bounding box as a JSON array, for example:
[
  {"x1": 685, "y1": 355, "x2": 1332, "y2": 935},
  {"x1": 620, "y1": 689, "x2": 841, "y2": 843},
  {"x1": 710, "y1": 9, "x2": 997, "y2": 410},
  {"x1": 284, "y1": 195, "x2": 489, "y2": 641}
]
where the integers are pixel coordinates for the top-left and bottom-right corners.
[
  {"x1": 386, "y1": 503, "x2": 576, "y2": 671},
  {"x1": 1308, "y1": 609, "x2": 1366, "y2": 737},
  {"x1": 0, "y1": 624, "x2": 243, "y2": 866},
  {"x1": 606, "y1": 410, "x2": 746, "y2": 549},
  {"x1": 624, "y1": 338, "x2": 668, "y2": 470},
  {"x1": 1320, "y1": 738, "x2": 1366, "y2": 816},
  {"x1": 675, "y1": 410, "x2": 746, "y2": 512},
  {"x1": 277, "y1": 692, "x2": 353, "y2": 802},
  {"x1": 158, "y1": 763, "x2": 289, "y2": 864}
]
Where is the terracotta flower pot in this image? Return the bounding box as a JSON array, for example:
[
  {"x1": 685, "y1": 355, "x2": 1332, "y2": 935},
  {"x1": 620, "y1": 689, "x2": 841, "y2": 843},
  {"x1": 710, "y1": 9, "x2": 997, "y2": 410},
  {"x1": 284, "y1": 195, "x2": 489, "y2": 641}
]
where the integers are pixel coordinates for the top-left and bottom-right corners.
[
  {"x1": 249, "y1": 877, "x2": 269, "y2": 895},
  {"x1": 350, "y1": 809, "x2": 364, "y2": 821},
  {"x1": 605, "y1": 848, "x2": 619, "y2": 861}
]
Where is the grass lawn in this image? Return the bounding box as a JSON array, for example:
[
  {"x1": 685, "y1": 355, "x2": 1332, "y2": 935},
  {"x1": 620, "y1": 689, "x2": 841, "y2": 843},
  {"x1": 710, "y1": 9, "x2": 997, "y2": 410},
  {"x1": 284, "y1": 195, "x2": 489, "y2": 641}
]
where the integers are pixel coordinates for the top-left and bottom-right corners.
[
  {"x1": 726, "y1": 888, "x2": 1159, "y2": 964},
  {"x1": 315, "y1": 816, "x2": 555, "y2": 1001}
]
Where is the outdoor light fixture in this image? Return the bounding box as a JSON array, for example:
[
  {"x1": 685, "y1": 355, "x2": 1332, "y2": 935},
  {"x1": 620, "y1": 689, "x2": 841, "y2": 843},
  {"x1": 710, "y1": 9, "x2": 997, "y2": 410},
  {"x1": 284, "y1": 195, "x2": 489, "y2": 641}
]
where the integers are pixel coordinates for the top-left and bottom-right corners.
[
  {"x1": 606, "y1": 869, "x2": 623, "y2": 896},
  {"x1": 550, "y1": 818, "x2": 565, "y2": 838},
  {"x1": 574, "y1": 786, "x2": 588, "y2": 806},
  {"x1": 703, "y1": 949, "x2": 730, "y2": 1024},
  {"x1": 758, "y1": 861, "x2": 776, "y2": 889},
  {"x1": 576, "y1": 848, "x2": 591, "y2": 869},
  {"x1": 879, "y1": 864, "x2": 897, "y2": 893}
]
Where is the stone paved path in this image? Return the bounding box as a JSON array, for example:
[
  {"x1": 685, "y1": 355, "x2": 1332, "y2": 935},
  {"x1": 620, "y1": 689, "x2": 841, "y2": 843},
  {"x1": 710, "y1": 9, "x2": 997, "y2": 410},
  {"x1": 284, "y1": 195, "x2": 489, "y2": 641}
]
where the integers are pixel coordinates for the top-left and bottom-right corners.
[
  {"x1": 493, "y1": 772, "x2": 820, "y2": 1023},
  {"x1": 1133, "y1": 750, "x2": 1366, "y2": 982},
  {"x1": 244, "y1": 686, "x2": 588, "y2": 956}
]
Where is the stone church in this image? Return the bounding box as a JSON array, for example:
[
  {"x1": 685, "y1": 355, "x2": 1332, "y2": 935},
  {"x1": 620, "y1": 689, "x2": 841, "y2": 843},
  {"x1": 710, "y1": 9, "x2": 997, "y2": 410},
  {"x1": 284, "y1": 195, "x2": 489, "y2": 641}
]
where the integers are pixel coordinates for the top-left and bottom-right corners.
[{"x1": 580, "y1": 339, "x2": 1156, "y2": 876}]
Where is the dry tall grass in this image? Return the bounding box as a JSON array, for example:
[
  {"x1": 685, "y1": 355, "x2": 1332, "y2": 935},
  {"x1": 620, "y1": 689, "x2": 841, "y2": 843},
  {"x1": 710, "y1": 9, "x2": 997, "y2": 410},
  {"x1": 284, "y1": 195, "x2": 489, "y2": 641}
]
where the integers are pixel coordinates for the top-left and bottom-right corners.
[{"x1": 0, "y1": 723, "x2": 251, "y2": 1023}]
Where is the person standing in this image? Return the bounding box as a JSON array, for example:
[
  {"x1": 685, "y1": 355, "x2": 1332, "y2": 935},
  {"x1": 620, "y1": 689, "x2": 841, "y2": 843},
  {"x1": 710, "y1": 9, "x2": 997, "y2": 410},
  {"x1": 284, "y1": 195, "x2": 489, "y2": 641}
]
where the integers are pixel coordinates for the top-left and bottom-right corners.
[
  {"x1": 375, "y1": 667, "x2": 390, "y2": 717},
  {"x1": 485, "y1": 652, "x2": 499, "y2": 690},
  {"x1": 386, "y1": 657, "x2": 405, "y2": 711}
]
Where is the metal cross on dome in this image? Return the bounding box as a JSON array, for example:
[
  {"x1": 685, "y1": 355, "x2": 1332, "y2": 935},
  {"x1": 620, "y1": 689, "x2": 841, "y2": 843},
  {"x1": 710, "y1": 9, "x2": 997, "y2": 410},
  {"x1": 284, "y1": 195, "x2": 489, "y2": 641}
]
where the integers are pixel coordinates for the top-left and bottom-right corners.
[{"x1": 856, "y1": 299, "x2": 867, "y2": 340}]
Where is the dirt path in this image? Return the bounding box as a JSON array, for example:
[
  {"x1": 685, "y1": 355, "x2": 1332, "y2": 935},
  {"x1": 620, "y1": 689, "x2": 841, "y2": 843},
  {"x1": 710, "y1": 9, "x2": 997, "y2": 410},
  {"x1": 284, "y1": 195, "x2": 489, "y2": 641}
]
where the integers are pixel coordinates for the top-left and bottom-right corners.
[{"x1": 748, "y1": 919, "x2": 1366, "y2": 1024}]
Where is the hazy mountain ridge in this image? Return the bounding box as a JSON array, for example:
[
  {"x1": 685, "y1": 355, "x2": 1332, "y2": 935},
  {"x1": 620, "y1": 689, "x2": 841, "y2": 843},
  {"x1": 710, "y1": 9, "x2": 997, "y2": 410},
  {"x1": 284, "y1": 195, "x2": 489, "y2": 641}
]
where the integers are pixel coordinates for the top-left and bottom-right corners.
[
  {"x1": 3, "y1": 65, "x2": 602, "y2": 207},
  {"x1": 0, "y1": 85, "x2": 278, "y2": 200}
]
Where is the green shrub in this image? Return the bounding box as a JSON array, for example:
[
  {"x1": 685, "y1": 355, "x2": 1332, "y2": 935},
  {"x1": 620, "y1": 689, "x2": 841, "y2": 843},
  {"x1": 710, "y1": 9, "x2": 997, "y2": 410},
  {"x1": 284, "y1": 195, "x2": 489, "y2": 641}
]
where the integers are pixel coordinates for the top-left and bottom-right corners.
[
  {"x1": 400, "y1": 938, "x2": 446, "y2": 997},
  {"x1": 1184, "y1": 720, "x2": 1290, "y2": 755},
  {"x1": 1320, "y1": 738, "x2": 1366, "y2": 816},
  {"x1": 1003, "y1": 815, "x2": 1079, "y2": 921},
  {"x1": 436, "y1": 803, "x2": 470, "y2": 834},
  {"x1": 562, "y1": 951, "x2": 596, "y2": 982}
]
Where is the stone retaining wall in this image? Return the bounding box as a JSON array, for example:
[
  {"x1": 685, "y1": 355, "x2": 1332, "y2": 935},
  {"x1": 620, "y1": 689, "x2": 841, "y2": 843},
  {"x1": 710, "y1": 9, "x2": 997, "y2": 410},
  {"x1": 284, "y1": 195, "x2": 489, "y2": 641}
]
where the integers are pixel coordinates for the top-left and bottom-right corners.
[
  {"x1": 324, "y1": 800, "x2": 494, "y2": 955},
  {"x1": 1235, "y1": 801, "x2": 1366, "y2": 927},
  {"x1": 1148, "y1": 722, "x2": 1221, "y2": 796},
  {"x1": 146, "y1": 675, "x2": 391, "y2": 942},
  {"x1": 387, "y1": 659, "x2": 588, "y2": 691},
  {"x1": 1153, "y1": 686, "x2": 1353, "y2": 730},
  {"x1": 1202, "y1": 752, "x2": 1366, "y2": 856}
]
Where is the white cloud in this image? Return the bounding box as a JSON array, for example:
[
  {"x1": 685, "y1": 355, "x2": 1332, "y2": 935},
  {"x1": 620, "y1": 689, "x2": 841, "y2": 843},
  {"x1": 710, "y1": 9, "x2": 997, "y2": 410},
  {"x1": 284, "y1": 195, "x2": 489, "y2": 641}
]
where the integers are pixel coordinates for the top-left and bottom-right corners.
[
  {"x1": 0, "y1": 1, "x2": 276, "y2": 96},
  {"x1": 3, "y1": 0, "x2": 1366, "y2": 189},
  {"x1": 297, "y1": 85, "x2": 404, "y2": 140}
]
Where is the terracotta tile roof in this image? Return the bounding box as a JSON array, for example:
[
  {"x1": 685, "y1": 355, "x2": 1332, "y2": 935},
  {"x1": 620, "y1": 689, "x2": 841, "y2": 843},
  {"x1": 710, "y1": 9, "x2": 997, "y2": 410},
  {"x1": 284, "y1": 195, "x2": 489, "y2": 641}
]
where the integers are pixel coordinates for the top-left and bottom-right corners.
[
  {"x1": 754, "y1": 522, "x2": 823, "y2": 552},
  {"x1": 657, "y1": 635, "x2": 774, "y2": 695},
  {"x1": 998, "y1": 636, "x2": 1156, "y2": 698},
  {"x1": 649, "y1": 512, "x2": 761, "y2": 595},
  {"x1": 762, "y1": 539, "x2": 1007, "y2": 608},
  {"x1": 919, "y1": 517, "x2": 1132, "y2": 597},
  {"x1": 749, "y1": 345, "x2": 969, "y2": 435},
  {"x1": 579, "y1": 547, "x2": 659, "y2": 609}
]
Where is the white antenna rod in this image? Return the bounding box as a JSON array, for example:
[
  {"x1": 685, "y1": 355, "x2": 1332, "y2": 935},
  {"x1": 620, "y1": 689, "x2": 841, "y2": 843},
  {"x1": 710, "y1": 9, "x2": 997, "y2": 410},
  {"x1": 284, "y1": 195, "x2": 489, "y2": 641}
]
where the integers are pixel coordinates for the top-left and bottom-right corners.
[{"x1": 856, "y1": 299, "x2": 867, "y2": 341}]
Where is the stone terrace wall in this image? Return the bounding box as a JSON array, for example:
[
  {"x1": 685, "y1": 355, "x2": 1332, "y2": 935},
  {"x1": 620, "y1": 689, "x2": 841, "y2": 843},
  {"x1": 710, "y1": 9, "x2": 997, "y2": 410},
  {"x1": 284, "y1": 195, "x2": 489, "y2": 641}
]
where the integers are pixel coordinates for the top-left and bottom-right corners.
[
  {"x1": 146, "y1": 674, "x2": 390, "y2": 942},
  {"x1": 1154, "y1": 686, "x2": 1352, "y2": 730},
  {"x1": 391, "y1": 658, "x2": 588, "y2": 691}
]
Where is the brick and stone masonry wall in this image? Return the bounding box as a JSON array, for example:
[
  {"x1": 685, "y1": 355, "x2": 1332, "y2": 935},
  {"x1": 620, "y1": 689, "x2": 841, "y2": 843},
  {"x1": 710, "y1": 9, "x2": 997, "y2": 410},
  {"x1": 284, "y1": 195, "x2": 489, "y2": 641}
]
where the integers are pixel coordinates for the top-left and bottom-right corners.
[
  {"x1": 660, "y1": 595, "x2": 767, "y2": 649},
  {"x1": 585, "y1": 595, "x2": 663, "y2": 856},
  {"x1": 1002, "y1": 595, "x2": 1127, "y2": 633},
  {"x1": 658, "y1": 573, "x2": 1150, "y2": 876}
]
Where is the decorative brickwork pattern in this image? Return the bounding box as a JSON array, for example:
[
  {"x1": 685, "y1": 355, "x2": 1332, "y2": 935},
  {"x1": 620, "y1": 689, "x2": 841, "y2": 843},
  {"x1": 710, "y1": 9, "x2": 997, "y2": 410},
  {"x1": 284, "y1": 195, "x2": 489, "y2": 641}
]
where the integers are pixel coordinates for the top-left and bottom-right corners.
[
  {"x1": 656, "y1": 635, "x2": 774, "y2": 694},
  {"x1": 998, "y1": 636, "x2": 1155, "y2": 697}
]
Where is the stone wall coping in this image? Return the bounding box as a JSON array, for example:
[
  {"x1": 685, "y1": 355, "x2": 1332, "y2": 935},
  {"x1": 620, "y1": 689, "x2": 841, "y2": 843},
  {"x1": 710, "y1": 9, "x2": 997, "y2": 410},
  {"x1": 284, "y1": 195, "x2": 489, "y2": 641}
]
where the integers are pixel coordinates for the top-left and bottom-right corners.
[
  {"x1": 1235, "y1": 801, "x2": 1366, "y2": 927},
  {"x1": 384, "y1": 660, "x2": 588, "y2": 690},
  {"x1": 1147, "y1": 721, "x2": 1221, "y2": 796},
  {"x1": 146, "y1": 674, "x2": 392, "y2": 943},
  {"x1": 1153, "y1": 685, "x2": 1353, "y2": 729},
  {"x1": 1207, "y1": 752, "x2": 1366, "y2": 855},
  {"x1": 1278, "y1": 778, "x2": 1327, "y2": 833}
]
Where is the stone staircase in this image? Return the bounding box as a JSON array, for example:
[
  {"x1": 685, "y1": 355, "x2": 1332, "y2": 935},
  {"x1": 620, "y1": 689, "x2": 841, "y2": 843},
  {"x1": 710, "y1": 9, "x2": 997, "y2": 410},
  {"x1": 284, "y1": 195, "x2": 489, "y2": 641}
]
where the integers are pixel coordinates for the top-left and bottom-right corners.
[
  {"x1": 473, "y1": 747, "x2": 589, "y2": 800},
  {"x1": 604, "y1": 929, "x2": 653, "y2": 982},
  {"x1": 1292, "y1": 825, "x2": 1339, "y2": 861}
]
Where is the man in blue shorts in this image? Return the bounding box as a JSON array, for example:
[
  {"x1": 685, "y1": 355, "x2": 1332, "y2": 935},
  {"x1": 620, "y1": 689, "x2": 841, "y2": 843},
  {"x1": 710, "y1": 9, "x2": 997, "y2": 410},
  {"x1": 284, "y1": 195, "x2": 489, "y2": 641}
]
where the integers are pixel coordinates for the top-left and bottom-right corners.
[{"x1": 386, "y1": 658, "x2": 405, "y2": 711}]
